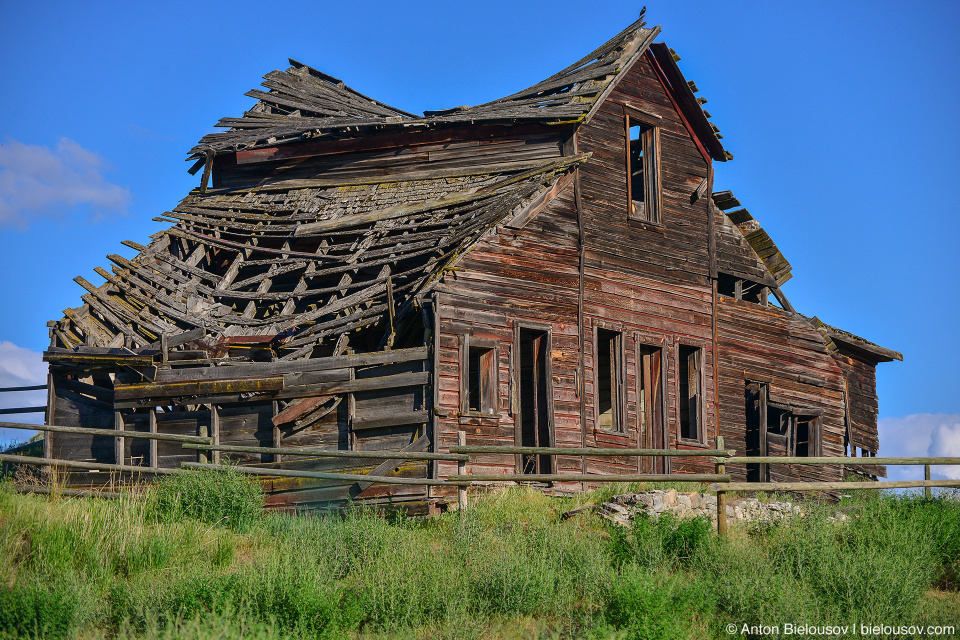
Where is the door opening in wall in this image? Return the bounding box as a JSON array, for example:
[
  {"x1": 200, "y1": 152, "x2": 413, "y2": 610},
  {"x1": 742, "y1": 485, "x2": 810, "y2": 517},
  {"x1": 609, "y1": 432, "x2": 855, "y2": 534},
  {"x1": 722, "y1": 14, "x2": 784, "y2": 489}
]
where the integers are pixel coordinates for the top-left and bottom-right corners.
[{"x1": 519, "y1": 328, "x2": 551, "y2": 474}]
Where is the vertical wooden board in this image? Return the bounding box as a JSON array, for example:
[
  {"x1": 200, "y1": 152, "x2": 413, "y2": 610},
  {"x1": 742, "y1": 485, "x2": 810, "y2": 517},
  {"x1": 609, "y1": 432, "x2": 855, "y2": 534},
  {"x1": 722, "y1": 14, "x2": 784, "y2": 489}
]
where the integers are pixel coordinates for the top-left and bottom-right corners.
[{"x1": 217, "y1": 402, "x2": 275, "y2": 465}]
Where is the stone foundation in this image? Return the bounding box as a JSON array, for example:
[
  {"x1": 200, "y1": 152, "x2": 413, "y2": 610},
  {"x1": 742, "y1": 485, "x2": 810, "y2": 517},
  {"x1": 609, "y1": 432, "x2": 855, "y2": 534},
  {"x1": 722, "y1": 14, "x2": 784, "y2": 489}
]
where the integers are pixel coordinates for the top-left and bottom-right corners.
[{"x1": 598, "y1": 489, "x2": 802, "y2": 526}]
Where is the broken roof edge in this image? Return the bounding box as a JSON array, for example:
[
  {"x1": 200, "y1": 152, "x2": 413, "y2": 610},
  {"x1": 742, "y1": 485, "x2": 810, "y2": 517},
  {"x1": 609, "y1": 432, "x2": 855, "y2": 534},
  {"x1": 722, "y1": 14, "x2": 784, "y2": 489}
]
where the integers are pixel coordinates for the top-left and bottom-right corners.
[
  {"x1": 186, "y1": 15, "x2": 671, "y2": 161},
  {"x1": 809, "y1": 316, "x2": 903, "y2": 364},
  {"x1": 646, "y1": 43, "x2": 729, "y2": 162}
]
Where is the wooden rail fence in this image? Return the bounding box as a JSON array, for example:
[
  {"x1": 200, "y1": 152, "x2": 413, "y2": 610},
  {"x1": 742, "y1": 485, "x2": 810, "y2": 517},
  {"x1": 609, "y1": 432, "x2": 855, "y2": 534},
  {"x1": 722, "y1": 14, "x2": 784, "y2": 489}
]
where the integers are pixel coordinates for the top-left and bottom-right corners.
[{"x1": 4, "y1": 406, "x2": 960, "y2": 533}]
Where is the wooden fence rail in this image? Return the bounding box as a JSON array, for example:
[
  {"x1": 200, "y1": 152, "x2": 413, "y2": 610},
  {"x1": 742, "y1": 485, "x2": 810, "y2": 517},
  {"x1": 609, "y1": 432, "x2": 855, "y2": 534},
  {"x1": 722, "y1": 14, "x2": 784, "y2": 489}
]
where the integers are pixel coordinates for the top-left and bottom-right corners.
[
  {"x1": 1, "y1": 421, "x2": 212, "y2": 445},
  {"x1": 0, "y1": 453, "x2": 183, "y2": 475},
  {"x1": 182, "y1": 442, "x2": 468, "y2": 462},
  {"x1": 450, "y1": 445, "x2": 731, "y2": 457},
  {"x1": 721, "y1": 456, "x2": 960, "y2": 466}
]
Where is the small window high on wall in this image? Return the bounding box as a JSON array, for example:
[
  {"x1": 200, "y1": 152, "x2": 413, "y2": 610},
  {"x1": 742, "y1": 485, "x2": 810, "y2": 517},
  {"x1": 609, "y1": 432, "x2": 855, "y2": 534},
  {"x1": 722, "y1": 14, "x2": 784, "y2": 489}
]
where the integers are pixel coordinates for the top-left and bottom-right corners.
[
  {"x1": 626, "y1": 113, "x2": 660, "y2": 224},
  {"x1": 678, "y1": 345, "x2": 702, "y2": 442}
]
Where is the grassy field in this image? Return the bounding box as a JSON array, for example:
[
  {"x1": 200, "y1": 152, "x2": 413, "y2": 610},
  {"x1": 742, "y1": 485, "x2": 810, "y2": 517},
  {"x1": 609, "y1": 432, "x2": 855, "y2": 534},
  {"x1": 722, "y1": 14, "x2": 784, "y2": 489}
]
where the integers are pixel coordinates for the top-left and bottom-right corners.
[{"x1": 0, "y1": 470, "x2": 957, "y2": 639}]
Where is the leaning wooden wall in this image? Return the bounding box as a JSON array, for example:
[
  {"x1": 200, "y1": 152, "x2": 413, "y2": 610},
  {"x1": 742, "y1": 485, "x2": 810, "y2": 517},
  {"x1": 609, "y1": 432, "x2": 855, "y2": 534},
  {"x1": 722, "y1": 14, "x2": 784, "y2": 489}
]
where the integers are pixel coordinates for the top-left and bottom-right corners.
[
  {"x1": 576, "y1": 51, "x2": 716, "y2": 476},
  {"x1": 834, "y1": 352, "x2": 880, "y2": 455},
  {"x1": 715, "y1": 297, "x2": 847, "y2": 482}
]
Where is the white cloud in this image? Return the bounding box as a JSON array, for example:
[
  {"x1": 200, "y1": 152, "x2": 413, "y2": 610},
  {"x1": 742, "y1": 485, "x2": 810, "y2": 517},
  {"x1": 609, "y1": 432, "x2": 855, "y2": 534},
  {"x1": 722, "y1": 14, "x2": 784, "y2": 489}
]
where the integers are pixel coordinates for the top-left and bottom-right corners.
[
  {"x1": 0, "y1": 341, "x2": 47, "y2": 444},
  {"x1": 0, "y1": 138, "x2": 131, "y2": 227},
  {"x1": 879, "y1": 413, "x2": 960, "y2": 481}
]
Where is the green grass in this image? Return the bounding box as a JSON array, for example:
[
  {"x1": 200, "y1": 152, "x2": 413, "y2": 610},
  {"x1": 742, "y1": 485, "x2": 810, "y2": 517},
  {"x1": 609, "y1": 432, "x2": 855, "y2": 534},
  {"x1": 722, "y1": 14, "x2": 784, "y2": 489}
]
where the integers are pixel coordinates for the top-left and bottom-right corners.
[{"x1": 0, "y1": 475, "x2": 957, "y2": 639}]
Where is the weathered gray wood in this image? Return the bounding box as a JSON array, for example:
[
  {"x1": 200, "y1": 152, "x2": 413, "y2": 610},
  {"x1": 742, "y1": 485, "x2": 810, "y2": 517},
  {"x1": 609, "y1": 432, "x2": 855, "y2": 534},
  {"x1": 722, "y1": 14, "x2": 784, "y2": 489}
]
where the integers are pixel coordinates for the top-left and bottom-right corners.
[
  {"x1": 714, "y1": 480, "x2": 960, "y2": 492},
  {"x1": 0, "y1": 421, "x2": 211, "y2": 444},
  {"x1": 181, "y1": 442, "x2": 467, "y2": 461},
  {"x1": 182, "y1": 461, "x2": 470, "y2": 485},
  {"x1": 0, "y1": 385, "x2": 46, "y2": 392},
  {"x1": 115, "y1": 377, "x2": 285, "y2": 402},
  {"x1": 450, "y1": 473, "x2": 730, "y2": 483},
  {"x1": 457, "y1": 430, "x2": 467, "y2": 511},
  {"x1": 351, "y1": 410, "x2": 429, "y2": 431},
  {"x1": 722, "y1": 456, "x2": 960, "y2": 466},
  {"x1": 54, "y1": 377, "x2": 114, "y2": 403},
  {"x1": 0, "y1": 406, "x2": 45, "y2": 415},
  {"x1": 154, "y1": 347, "x2": 428, "y2": 382},
  {"x1": 14, "y1": 485, "x2": 120, "y2": 499},
  {"x1": 450, "y1": 445, "x2": 731, "y2": 457},
  {"x1": 353, "y1": 435, "x2": 429, "y2": 493},
  {"x1": 0, "y1": 453, "x2": 184, "y2": 475},
  {"x1": 716, "y1": 436, "x2": 727, "y2": 535}
]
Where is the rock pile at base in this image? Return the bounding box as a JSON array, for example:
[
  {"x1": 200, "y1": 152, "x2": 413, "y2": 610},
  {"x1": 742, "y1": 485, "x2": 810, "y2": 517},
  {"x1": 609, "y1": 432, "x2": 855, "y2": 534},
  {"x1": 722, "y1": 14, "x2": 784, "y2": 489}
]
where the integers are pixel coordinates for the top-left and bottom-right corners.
[{"x1": 598, "y1": 489, "x2": 802, "y2": 526}]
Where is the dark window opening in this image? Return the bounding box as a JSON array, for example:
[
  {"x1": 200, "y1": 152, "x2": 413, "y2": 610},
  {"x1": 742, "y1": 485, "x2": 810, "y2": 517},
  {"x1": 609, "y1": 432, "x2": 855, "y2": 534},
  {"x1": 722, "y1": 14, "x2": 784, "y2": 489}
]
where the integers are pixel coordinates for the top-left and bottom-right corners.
[
  {"x1": 679, "y1": 345, "x2": 702, "y2": 441},
  {"x1": 746, "y1": 382, "x2": 822, "y2": 481},
  {"x1": 717, "y1": 273, "x2": 767, "y2": 304},
  {"x1": 466, "y1": 345, "x2": 496, "y2": 414},
  {"x1": 597, "y1": 329, "x2": 623, "y2": 432},
  {"x1": 519, "y1": 329, "x2": 551, "y2": 474},
  {"x1": 627, "y1": 116, "x2": 660, "y2": 223}
]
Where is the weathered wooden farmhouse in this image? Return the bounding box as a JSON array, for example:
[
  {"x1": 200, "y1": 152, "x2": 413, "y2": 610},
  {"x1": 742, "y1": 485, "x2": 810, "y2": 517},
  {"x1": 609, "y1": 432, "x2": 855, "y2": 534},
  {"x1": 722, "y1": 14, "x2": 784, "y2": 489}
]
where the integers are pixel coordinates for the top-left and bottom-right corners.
[{"x1": 39, "y1": 13, "x2": 901, "y2": 512}]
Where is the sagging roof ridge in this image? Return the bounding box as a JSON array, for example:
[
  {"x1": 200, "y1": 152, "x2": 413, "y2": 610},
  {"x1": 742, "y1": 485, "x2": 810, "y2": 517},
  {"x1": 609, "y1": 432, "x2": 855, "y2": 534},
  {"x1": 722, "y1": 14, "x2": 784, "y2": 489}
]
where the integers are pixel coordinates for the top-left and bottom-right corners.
[{"x1": 188, "y1": 12, "x2": 725, "y2": 164}]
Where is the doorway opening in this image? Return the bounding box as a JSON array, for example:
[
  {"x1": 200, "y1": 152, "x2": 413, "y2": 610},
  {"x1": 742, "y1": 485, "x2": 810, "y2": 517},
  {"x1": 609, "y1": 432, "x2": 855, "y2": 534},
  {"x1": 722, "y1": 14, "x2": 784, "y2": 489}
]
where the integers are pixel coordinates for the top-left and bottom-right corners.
[{"x1": 518, "y1": 328, "x2": 552, "y2": 474}]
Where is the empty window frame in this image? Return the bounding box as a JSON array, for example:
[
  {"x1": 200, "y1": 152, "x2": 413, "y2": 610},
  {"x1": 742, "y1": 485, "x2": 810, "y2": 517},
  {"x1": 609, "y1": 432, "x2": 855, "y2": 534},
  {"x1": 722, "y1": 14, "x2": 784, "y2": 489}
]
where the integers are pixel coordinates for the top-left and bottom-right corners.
[
  {"x1": 596, "y1": 328, "x2": 625, "y2": 432},
  {"x1": 678, "y1": 345, "x2": 703, "y2": 442},
  {"x1": 626, "y1": 113, "x2": 661, "y2": 223},
  {"x1": 746, "y1": 382, "x2": 822, "y2": 481},
  {"x1": 717, "y1": 273, "x2": 768, "y2": 304},
  {"x1": 462, "y1": 338, "x2": 497, "y2": 415}
]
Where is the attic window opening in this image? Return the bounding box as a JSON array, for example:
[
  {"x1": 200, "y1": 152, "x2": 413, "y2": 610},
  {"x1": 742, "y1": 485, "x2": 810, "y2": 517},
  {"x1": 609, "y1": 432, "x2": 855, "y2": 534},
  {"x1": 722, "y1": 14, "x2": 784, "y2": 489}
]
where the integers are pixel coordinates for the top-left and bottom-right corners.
[
  {"x1": 717, "y1": 274, "x2": 768, "y2": 305},
  {"x1": 626, "y1": 114, "x2": 660, "y2": 224}
]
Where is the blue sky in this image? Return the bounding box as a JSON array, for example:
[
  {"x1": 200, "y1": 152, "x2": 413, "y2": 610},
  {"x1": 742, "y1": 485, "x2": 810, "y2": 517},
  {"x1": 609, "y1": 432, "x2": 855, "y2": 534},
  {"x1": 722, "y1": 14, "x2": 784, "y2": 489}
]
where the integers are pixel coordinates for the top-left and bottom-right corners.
[{"x1": 1, "y1": 1, "x2": 958, "y2": 478}]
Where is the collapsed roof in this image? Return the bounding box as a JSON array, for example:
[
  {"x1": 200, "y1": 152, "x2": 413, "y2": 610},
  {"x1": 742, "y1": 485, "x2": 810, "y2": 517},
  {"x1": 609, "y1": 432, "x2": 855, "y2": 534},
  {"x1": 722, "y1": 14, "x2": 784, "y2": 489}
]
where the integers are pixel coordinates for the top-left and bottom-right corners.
[
  {"x1": 188, "y1": 11, "x2": 726, "y2": 165},
  {"x1": 53, "y1": 156, "x2": 585, "y2": 359}
]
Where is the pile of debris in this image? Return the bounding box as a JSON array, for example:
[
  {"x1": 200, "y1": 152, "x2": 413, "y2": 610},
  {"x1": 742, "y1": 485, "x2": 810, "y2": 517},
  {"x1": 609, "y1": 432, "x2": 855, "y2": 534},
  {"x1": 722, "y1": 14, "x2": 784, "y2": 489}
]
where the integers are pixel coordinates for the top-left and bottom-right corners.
[{"x1": 595, "y1": 489, "x2": 802, "y2": 526}]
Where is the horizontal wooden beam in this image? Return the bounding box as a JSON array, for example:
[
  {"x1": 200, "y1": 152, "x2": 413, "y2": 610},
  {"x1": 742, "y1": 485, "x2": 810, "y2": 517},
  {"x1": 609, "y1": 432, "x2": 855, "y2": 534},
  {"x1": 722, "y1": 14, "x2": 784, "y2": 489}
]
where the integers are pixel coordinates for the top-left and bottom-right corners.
[
  {"x1": 44, "y1": 352, "x2": 156, "y2": 367},
  {"x1": 449, "y1": 474, "x2": 731, "y2": 483},
  {"x1": 0, "y1": 453, "x2": 183, "y2": 475},
  {"x1": 181, "y1": 442, "x2": 468, "y2": 462},
  {"x1": 0, "y1": 385, "x2": 46, "y2": 393},
  {"x1": 115, "y1": 376, "x2": 284, "y2": 402},
  {"x1": 277, "y1": 371, "x2": 430, "y2": 400},
  {"x1": 155, "y1": 346, "x2": 428, "y2": 383},
  {"x1": 0, "y1": 421, "x2": 212, "y2": 444},
  {"x1": 182, "y1": 461, "x2": 471, "y2": 486},
  {"x1": 13, "y1": 485, "x2": 120, "y2": 499},
  {"x1": 449, "y1": 445, "x2": 731, "y2": 457},
  {"x1": 351, "y1": 410, "x2": 430, "y2": 431},
  {"x1": 0, "y1": 406, "x2": 45, "y2": 415},
  {"x1": 713, "y1": 479, "x2": 960, "y2": 492},
  {"x1": 722, "y1": 456, "x2": 960, "y2": 466}
]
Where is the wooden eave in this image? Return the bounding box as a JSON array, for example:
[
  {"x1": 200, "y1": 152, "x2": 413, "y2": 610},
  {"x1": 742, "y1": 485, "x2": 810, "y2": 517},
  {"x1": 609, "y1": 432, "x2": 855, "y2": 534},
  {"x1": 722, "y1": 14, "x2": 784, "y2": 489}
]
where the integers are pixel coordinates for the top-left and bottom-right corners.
[
  {"x1": 810, "y1": 317, "x2": 903, "y2": 364},
  {"x1": 712, "y1": 190, "x2": 792, "y2": 286}
]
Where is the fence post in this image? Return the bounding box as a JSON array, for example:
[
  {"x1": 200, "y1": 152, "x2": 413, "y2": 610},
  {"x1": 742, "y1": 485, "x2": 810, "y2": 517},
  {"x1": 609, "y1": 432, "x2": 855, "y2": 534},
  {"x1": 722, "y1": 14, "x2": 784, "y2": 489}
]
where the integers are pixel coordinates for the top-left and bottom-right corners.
[
  {"x1": 925, "y1": 464, "x2": 931, "y2": 498},
  {"x1": 457, "y1": 430, "x2": 467, "y2": 512},
  {"x1": 716, "y1": 435, "x2": 727, "y2": 536}
]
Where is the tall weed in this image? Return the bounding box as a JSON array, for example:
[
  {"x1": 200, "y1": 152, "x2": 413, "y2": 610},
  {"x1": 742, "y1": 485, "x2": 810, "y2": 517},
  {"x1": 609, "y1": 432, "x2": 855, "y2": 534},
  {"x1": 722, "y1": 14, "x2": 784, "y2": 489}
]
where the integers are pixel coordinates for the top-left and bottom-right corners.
[{"x1": 148, "y1": 467, "x2": 262, "y2": 531}]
